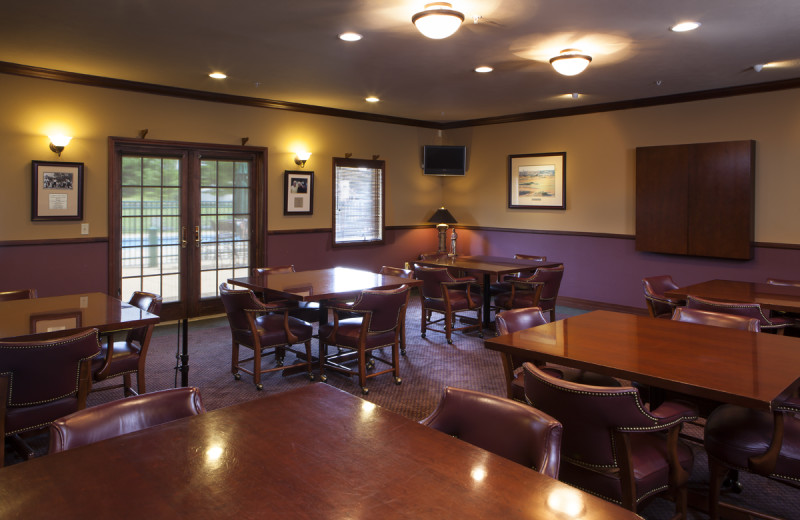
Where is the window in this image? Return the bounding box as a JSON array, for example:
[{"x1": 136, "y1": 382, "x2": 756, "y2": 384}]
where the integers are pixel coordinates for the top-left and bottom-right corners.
[{"x1": 333, "y1": 157, "x2": 385, "y2": 246}]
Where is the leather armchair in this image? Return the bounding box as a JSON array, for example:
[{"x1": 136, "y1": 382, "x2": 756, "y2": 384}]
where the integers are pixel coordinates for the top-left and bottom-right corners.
[
  {"x1": 92, "y1": 291, "x2": 161, "y2": 396},
  {"x1": 378, "y1": 266, "x2": 414, "y2": 355},
  {"x1": 319, "y1": 285, "x2": 409, "y2": 394},
  {"x1": 1, "y1": 328, "x2": 101, "y2": 466},
  {"x1": 414, "y1": 265, "x2": 482, "y2": 344},
  {"x1": 642, "y1": 275, "x2": 684, "y2": 318},
  {"x1": 494, "y1": 265, "x2": 564, "y2": 321},
  {"x1": 421, "y1": 386, "x2": 562, "y2": 478},
  {"x1": 49, "y1": 387, "x2": 205, "y2": 453},
  {"x1": 687, "y1": 295, "x2": 791, "y2": 334},
  {"x1": 497, "y1": 253, "x2": 547, "y2": 282},
  {"x1": 523, "y1": 362, "x2": 697, "y2": 518},
  {"x1": 704, "y1": 394, "x2": 800, "y2": 519},
  {"x1": 219, "y1": 283, "x2": 314, "y2": 390},
  {"x1": 672, "y1": 307, "x2": 760, "y2": 331}
]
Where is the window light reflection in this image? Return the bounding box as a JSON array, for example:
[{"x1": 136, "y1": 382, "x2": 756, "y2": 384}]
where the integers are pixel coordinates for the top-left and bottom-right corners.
[
  {"x1": 546, "y1": 488, "x2": 586, "y2": 517},
  {"x1": 470, "y1": 467, "x2": 487, "y2": 482}
]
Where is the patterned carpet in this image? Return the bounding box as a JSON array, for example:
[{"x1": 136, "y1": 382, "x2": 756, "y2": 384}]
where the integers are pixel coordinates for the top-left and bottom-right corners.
[{"x1": 6, "y1": 297, "x2": 798, "y2": 518}]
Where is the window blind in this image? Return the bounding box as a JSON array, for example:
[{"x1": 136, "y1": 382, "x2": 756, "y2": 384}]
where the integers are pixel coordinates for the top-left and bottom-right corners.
[{"x1": 333, "y1": 159, "x2": 384, "y2": 245}]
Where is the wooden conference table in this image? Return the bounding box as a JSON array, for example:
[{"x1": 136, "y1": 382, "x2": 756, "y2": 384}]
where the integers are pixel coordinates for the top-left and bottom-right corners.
[
  {"x1": 485, "y1": 310, "x2": 800, "y2": 411},
  {"x1": 0, "y1": 292, "x2": 160, "y2": 340},
  {"x1": 666, "y1": 279, "x2": 800, "y2": 313},
  {"x1": 0, "y1": 383, "x2": 639, "y2": 519},
  {"x1": 414, "y1": 255, "x2": 562, "y2": 328},
  {"x1": 228, "y1": 266, "x2": 422, "y2": 322}
]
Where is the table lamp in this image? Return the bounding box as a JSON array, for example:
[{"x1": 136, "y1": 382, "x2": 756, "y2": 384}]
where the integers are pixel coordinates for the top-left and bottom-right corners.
[{"x1": 428, "y1": 206, "x2": 457, "y2": 254}]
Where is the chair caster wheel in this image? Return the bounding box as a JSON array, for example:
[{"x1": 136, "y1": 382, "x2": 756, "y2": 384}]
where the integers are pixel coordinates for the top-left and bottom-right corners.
[
  {"x1": 401, "y1": 350, "x2": 407, "y2": 356},
  {"x1": 366, "y1": 360, "x2": 375, "y2": 369},
  {"x1": 478, "y1": 332, "x2": 484, "y2": 338},
  {"x1": 447, "y1": 339, "x2": 453, "y2": 344},
  {"x1": 256, "y1": 384, "x2": 263, "y2": 391},
  {"x1": 320, "y1": 375, "x2": 328, "y2": 382},
  {"x1": 308, "y1": 374, "x2": 315, "y2": 381},
  {"x1": 276, "y1": 361, "x2": 284, "y2": 368},
  {"x1": 361, "y1": 387, "x2": 369, "y2": 395},
  {"x1": 233, "y1": 373, "x2": 241, "y2": 380},
  {"x1": 421, "y1": 333, "x2": 426, "y2": 338},
  {"x1": 394, "y1": 377, "x2": 402, "y2": 385}
]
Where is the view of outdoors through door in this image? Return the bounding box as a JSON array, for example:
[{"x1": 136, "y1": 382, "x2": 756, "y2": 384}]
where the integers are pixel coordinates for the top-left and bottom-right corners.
[{"x1": 115, "y1": 145, "x2": 261, "y2": 320}]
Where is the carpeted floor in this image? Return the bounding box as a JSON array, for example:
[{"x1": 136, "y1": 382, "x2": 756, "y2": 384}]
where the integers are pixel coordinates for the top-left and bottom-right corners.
[{"x1": 5, "y1": 298, "x2": 798, "y2": 519}]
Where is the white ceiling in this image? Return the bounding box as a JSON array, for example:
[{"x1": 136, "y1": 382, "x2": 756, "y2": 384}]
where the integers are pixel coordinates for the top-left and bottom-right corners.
[{"x1": 2, "y1": 0, "x2": 800, "y2": 123}]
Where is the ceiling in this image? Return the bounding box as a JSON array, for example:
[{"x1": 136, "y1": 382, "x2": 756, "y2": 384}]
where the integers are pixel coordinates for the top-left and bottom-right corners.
[{"x1": 2, "y1": 0, "x2": 800, "y2": 123}]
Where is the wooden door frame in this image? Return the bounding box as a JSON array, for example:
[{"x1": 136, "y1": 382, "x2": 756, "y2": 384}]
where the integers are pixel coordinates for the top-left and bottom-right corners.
[{"x1": 108, "y1": 136, "x2": 268, "y2": 321}]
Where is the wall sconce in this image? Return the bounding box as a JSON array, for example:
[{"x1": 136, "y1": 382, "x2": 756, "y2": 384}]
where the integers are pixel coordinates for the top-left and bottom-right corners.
[
  {"x1": 294, "y1": 151, "x2": 312, "y2": 168},
  {"x1": 412, "y1": 2, "x2": 464, "y2": 39},
  {"x1": 550, "y1": 49, "x2": 592, "y2": 76},
  {"x1": 49, "y1": 135, "x2": 72, "y2": 157},
  {"x1": 428, "y1": 206, "x2": 458, "y2": 255}
]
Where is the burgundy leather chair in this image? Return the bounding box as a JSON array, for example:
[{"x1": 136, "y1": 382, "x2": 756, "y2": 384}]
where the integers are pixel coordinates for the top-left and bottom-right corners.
[
  {"x1": 0, "y1": 289, "x2": 37, "y2": 302},
  {"x1": 0, "y1": 328, "x2": 101, "y2": 466},
  {"x1": 319, "y1": 285, "x2": 409, "y2": 394},
  {"x1": 642, "y1": 275, "x2": 684, "y2": 318},
  {"x1": 766, "y1": 278, "x2": 800, "y2": 330},
  {"x1": 219, "y1": 283, "x2": 314, "y2": 390},
  {"x1": 686, "y1": 295, "x2": 791, "y2": 334},
  {"x1": 523, "y1": 362, "x2": 697, "y2": 518},
  {"x1": 378, "y1": 266, "x2": 414, "y2": 355},
  {"x1": 252, "y1": 265, "x2": 321, "y2": 323},
  {"x1": 494, "y1": 265, "x2": 564, "y2": 322},
  {"x1": 49, "y1": 387, "x2": 205, "y2": 453},
  {"x1": 92, "y1": 291, "x2": 161, "y2": 397},
  {"x1": 421, "y1": 386, "x2": 562, "y2": 478},
  {"x1": 704, "y1": 395, "x2": 800, "y2": 520},
  {"x1": 495, "y1": 307, "x2": 619, "y2": 401},
  {"x1": 672, "y1": 307, "x2": 760, "y2": 331},
  {"x1": 414, "y1": 265, "x2": 482, "y2": 344},
  {"x1": 497, "y1": 253, "x2": 548, "y2": 282}
]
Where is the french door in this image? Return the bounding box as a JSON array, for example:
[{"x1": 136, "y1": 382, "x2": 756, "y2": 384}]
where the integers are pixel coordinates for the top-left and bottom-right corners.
[{"x1": 109, "y1": 138, "x2": 267, "y2": 321}]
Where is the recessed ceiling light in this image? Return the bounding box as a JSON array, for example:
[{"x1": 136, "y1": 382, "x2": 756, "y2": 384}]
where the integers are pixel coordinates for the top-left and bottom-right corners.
[
  {"x1": 209, "y1": 72, "x2": 227, "y2": 79},
  {"x1": 339, "y1": 32, "x2": 363, "y2": 42},
  {"x1": 474, "y1": 66, "x2": 493, "y2": 73},
  {"x1": 670, "y1": 21, "x2": 700, "y2": 32},
  {"x1": 365, "y1": 96, "x2": 380, "y2": 103}
]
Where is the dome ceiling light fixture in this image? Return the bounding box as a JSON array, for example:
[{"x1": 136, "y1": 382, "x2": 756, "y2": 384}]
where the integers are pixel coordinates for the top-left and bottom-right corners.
[
  {"x1": 412, "y1": 2, "x2": 465, "y2": 40},
  {"x1": 549, "y1": 49, "x2": 592, "y2": 76}
]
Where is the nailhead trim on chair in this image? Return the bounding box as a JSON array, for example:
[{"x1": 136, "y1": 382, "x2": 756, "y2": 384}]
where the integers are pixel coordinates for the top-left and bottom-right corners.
[{"x1": 2, "y1": 332, "x2": 99, "y2": 407}]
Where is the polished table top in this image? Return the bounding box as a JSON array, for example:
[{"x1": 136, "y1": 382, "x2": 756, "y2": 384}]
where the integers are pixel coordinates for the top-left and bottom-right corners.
[
  {"x1": 666, "y1": 279, "x2": 800, "y2": 313},
  {"x1": 0, "y1": 292, "x2": 160, "y2": 340},
  {"x1": 485, "y1": 310, "x2": 800, "y2": 411},
  {"x1": 0, "y1": 383, "x2": 640, "y2": 519},
  {"x1": 228, "y1": 266, "x2": 421, "y2": 302}
]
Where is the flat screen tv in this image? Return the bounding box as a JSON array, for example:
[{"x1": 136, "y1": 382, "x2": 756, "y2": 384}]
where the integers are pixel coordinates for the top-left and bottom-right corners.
[{"x1": 422, "y1": 145, "x2": 467, "y2": 176}]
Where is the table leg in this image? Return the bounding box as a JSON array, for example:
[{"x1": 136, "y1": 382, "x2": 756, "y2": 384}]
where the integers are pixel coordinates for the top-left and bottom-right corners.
[
  {"x1": 482, "y1": 273, "x2": 492, "y2": 329},
  {"x1": 177, "y1": 318, "x2": 189, "y2": 387}
]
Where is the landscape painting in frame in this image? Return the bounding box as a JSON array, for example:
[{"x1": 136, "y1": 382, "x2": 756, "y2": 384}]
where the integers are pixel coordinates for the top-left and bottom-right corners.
[{"x1": 507, "y1": 152, "x2": 566, "y2": 209}]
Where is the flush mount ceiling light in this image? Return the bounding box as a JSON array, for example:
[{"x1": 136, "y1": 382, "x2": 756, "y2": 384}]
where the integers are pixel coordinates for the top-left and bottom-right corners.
[
  {"x1": 209, "y1": 72, "x2": 227, "y2": 79},
  {"x1": 338, "y1": 32, "x2": 363, "y2": 41},
  {"x1": 474, "y1": 65, "x2": 493, "y2": 73},
  {"x1": 670, "y1": 21, "x2": 700, "y2": 32},
  {"x1": 412, "y1": 2, "x2": 465, "y2": 39},
  {"x1": 365, "y1": 96, "x2": 380, "y2": 103},
  {"x1": 549, "y1": 49, "x2": 592, "y2": 76}
]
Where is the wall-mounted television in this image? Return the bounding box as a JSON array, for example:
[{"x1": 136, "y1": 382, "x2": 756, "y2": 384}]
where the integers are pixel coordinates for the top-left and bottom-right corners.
[{"x1": 422, "y1": 145, "x2": 467, "y2": 176}]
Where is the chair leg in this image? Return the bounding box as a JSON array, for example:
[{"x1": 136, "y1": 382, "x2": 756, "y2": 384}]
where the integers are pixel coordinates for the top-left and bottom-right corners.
[
  {"x1": 707, "y1": 457, "x2": 729, "y2": 520},
  {"x1": 304, "y1": 339, "x2": 314, "y2": 381},
  {"x1": 319, "y1": 341, "x2": 328, "y2": 382},
  {"x1": 358, "y1": 348, "x2": 368, "y2": 394},
  {"x1": 231, "y1": 340, "x2": 240, "y2": 378},
  {"x1": 445, "y1": 311, "x2": 453, "y2": 344},
  {"x1": 123, "y1": 373, "x2": 133, "y2": 397},
  {"x1": 549, "y1": 307, "x2": 556, "y2": 322},
  {"x1": 137, "y1": 368, "x2": 146, "y2": 395},
  {"x1": 253, "y1": 346, "x2": 262, "y2": 390}
]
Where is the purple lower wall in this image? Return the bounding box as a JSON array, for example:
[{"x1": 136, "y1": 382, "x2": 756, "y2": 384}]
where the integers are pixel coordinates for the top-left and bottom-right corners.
[{"x1": 3, "y1": 229, "x2": 797, "y2": 310}]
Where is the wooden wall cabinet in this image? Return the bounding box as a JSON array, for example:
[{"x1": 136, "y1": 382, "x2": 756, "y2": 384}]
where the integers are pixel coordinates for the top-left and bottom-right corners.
[{"x1": 635, "y1": 140, "x2": 755, "y2": 260}]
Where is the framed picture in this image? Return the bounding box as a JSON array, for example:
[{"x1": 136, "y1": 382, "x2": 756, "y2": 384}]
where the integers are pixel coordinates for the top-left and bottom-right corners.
[
  {"x1": 30, "y1": 311, "x2": 82, "y2": 334},
  {"x1": 31, "y1": 160, "x2": 84, "y2": 221},
  {"x1": 507, "y1": 152, "x2": 566, "y2": 210},
  {"x1": 284, "y1": 170, "x2": 314, "y2": 215}
]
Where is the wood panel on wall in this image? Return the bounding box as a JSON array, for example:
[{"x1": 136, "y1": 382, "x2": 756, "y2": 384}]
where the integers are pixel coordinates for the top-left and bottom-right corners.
[{"x1": 635, "y1": 140, "x2": 755, "y2": 260}]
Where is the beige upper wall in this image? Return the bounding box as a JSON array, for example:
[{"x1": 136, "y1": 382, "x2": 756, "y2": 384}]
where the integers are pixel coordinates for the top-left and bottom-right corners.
[
  {"x1": 0, "y1": 74, "x2": 441, "y2": 240},
  {"x1": 2, "y1": 74, "x2": 799, "y2": 244},
  {"x1": 444, "y1": 89, "x2": 800, "y2": 244}
]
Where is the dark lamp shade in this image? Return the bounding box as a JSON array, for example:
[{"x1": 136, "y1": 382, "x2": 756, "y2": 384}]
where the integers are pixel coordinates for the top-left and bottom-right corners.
[{"x1": 428, "y1": 207, "x2": 457, "y2": 225}]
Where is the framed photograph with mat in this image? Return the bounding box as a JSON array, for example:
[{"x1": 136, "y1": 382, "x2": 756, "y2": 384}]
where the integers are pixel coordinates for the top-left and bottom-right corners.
[
  {"x1": 31, "y1": 160, "x2": 84, "y2": 221},
  {"x1": 284, "y1": 170, "x2": 313, "y2": 215},
  {"x1": 507, "y1": 152, "x2": 566, "y2": 210}
]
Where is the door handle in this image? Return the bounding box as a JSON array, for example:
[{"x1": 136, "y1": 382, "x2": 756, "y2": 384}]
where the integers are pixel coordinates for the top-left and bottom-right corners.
[
  {"x1": 195, "y1": 226, "x2": 200, "y2": 248},
  {"x1": 181, "y1": 226, "x2": 187, "y2": 248}
]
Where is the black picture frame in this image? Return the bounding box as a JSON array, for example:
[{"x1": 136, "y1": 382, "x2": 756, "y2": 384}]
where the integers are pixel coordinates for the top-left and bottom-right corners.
[
  {"x1": 284, "y1": 170, "x2": 313, "y2": 215},
  {"x1": 31, "y1": 160, "x2": 84, "y2": 221}
]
